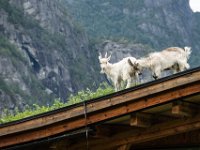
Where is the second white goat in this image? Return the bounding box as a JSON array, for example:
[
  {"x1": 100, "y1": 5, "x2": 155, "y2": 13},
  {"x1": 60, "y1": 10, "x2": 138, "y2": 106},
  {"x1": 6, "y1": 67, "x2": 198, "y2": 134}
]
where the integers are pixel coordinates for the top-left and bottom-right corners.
[{"x1": 128, "y1": 47, "x2": 191, "y2": 79}]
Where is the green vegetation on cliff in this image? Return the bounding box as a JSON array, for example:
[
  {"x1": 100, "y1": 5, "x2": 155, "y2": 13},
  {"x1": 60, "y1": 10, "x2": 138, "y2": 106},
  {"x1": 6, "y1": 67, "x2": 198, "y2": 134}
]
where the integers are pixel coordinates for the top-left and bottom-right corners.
[
  {"x1": 0, "y1": 83, "x2": 114, "y2": 124},
  {"x1": 0, "y1": 37, "x2": 26, "y2": 62}
]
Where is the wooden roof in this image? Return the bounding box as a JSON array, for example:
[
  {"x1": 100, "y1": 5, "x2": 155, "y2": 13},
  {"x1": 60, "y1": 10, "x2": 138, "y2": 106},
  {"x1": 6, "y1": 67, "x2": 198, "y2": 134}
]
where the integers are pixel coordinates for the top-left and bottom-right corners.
[{"x1": 1, "y1": 67, "x2": 200, "y2": 150}]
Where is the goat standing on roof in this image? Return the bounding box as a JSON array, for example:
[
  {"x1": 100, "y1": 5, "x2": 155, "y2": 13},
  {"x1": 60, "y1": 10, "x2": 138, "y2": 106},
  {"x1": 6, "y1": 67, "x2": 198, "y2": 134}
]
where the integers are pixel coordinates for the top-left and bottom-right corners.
[
  {"x1": 98, "y1": 52, "x2": 139, "y2": 91},
  {"x1": 128, "y1": 47, "x2": 192, "y2": 79}
]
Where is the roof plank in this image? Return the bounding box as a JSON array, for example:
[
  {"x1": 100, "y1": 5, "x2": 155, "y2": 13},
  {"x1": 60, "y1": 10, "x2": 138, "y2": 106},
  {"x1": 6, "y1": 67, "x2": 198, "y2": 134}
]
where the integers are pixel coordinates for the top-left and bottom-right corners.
[{"x1": 0, "y1": 68, "x2": 200, "y2": 148}]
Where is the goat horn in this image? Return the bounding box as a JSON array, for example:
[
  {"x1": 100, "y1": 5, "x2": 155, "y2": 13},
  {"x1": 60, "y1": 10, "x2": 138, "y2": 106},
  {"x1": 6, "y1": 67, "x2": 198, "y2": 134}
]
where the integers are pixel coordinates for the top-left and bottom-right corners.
[
  {"x1": 109, "y1": 51, "x2": 112, "y2": 58},
  {"x1": 99, "y1": 52, "x2": 102, "y2": 59},
  {"x1": 105, "y1": 52, "x2": 108, "y2": 58}
]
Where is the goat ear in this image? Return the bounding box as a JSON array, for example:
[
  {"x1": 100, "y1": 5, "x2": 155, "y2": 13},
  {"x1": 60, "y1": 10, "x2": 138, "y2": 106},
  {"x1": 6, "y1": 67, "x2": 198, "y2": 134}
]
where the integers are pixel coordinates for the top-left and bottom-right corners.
[{"x1": 128, "y1": 59, "x2": 134, "y2": 67}]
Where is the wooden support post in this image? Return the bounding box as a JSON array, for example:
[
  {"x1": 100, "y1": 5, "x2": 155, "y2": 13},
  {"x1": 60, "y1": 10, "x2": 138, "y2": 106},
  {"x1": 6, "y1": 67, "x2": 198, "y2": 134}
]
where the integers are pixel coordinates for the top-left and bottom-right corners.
[
  {"x1": 130, "y1": 113, "x2": 152, "y2": 128},
  {"x1": 172, "y1": 102, "x2": 196, "y2": 117},
  {"x1": 118, "y1": 144, "x2": 131, "y2": 150}
]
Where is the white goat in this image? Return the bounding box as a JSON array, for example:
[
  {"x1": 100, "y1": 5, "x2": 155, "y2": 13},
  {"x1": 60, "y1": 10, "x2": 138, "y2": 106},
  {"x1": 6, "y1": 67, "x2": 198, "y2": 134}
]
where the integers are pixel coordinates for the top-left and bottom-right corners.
[
  {"x1": 128, "y1": 47, "x2": 191, "y2": 79},
  {"x1": 98, "y1": 52, "x2": 138, "y2": 91}
]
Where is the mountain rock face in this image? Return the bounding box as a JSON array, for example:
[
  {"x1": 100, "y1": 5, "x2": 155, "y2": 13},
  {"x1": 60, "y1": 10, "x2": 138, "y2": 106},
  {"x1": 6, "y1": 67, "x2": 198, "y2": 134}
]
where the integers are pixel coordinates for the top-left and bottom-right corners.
[
  {"x1": 0, "y1": 0, "x2": 101, "y2": 115},
  {"x1": 63, "y1": 0, "x2": 200, "y2": 67},
  {"x1": 1, "y1": 0, "x2": 200, "y2": 115}
]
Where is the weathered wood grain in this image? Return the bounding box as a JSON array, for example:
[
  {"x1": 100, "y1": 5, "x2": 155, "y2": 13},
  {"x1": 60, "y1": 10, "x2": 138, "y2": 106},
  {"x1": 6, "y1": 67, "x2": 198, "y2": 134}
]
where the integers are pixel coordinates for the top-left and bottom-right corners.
[{"x1": 0, "y1": 70, "x2": 200, "y2": 148}]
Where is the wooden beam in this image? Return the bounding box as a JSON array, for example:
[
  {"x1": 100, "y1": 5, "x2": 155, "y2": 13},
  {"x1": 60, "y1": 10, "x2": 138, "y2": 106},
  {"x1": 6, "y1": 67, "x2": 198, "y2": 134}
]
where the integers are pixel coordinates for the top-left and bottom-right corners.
[
  {"x1": 49, "y1": 140, "x2": 70, "y2": 150},
  {"x1": 1, "y1": 70, "x2": 199, "y2": 137},
  {"x1": 130, "y1": 113, "x2": 152, "y2": 128},
  {"x1": 93, "y1": 125, "x2": 112, "y2": 138},
  {"x1": 132, "y1": 129, "x2": 200, "y2": 149},
  {"x1": 0, "y1": 82, "x2": 200, "y2": 148},
  {"x1": 172, "y1": 102, "x2": 196, "y2": 117},
  {"x1": 117, "y1": 144, "x2": 131, "y2": 150},
  {"x1": 85, "y1": 82, "x2": 200, "y2": 127},
  {"x1": 69, "y1": 114, "x2": 200, "y2": 150}
]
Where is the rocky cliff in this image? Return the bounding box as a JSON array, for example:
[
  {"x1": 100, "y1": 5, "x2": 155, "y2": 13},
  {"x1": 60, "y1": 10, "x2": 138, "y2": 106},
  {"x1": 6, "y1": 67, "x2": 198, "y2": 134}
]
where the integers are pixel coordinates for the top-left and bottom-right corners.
[
  {"x1": 0, "y1": 0, "x2": 101, "y2": 115},
  {"x1": 63, "y1": 0, "x2": 200, "y2": 67},
  {"x1": 1, "y1": 0, "x2": 200, "y2": 115}
]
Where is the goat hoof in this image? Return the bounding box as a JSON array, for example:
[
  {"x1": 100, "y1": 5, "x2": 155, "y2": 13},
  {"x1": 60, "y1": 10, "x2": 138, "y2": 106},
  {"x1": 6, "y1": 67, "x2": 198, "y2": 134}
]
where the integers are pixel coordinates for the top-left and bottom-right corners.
[{"x1": 153, "y1": 75, "x2": 158, "y2": 80}]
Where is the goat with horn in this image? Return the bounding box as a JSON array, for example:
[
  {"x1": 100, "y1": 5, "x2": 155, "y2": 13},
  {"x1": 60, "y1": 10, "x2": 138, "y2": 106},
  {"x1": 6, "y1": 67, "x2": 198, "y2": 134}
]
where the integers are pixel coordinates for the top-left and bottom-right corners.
[
  {"x1": 128, "y1": 46, "x2": 192, "y2": 79},
  {"x1": 98, "y1": 52, "x2": 139, "y2": 91}
]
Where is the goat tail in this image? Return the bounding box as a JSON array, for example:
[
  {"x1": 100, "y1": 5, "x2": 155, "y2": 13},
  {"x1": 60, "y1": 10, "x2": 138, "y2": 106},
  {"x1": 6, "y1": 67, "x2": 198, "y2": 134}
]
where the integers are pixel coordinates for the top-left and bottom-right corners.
[{"x1": 183, "y1": 46, "x2": 192, "y2": 60}]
